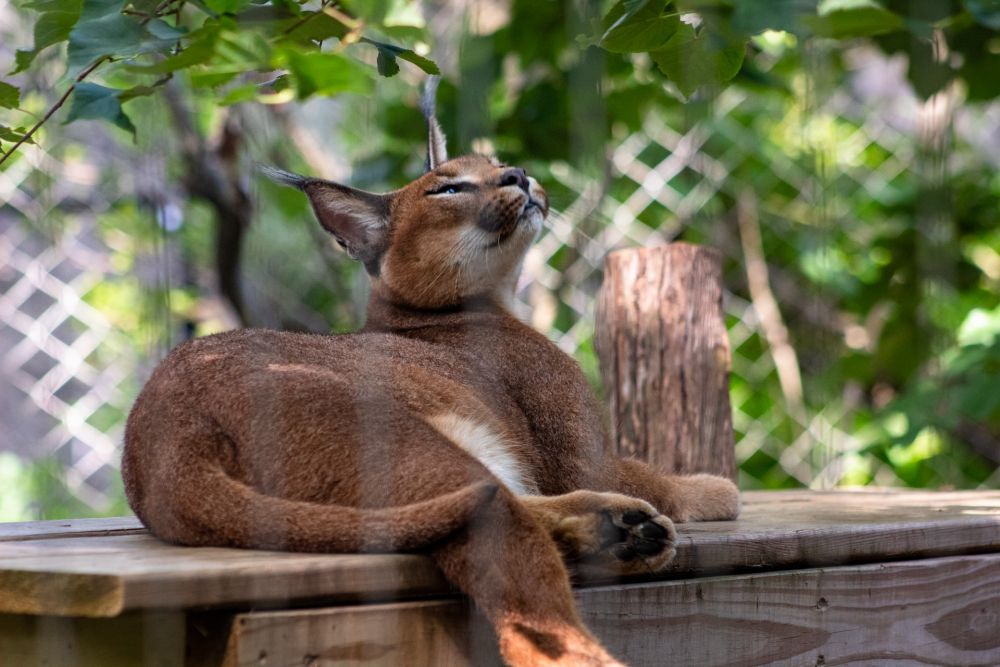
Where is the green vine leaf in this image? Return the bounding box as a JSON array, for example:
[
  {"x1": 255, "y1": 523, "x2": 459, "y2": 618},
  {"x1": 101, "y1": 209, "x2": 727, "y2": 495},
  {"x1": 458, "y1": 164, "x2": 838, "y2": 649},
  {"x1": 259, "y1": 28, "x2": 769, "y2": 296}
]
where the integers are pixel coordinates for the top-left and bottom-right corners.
[
  {"x1": 651, "y1": 23, "x2": 746, "y2": 98},
  {"x1": 64, "y1": 81, "x2": 136, "y2": 138},
  {"x1": 600, "y1": 0, "x2": 681, "y2": 53}
]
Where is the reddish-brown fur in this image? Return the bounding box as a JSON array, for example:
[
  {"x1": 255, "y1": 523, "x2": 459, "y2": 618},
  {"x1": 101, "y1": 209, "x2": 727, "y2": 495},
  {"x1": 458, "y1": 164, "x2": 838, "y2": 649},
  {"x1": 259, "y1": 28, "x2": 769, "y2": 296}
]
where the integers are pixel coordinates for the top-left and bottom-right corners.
[{"x1": 123, "y1": 153, "x2": 739, "y2": 667}]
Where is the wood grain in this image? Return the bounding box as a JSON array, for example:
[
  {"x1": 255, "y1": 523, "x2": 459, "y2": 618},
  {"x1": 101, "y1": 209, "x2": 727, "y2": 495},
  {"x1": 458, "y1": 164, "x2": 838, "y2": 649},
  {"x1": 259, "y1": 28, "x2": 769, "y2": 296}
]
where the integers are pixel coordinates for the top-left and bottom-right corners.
[
  {"x1": 580, "y1": 553, "x2": 1000, "y2": 666},
  {"x1": 595, "y1": 243, "x2": 735, "y2": 479},
  {"x1": 0, "y1": 516, "x2": 144, "y2": 542},
  {"x1": 1, "y1": 490, "x2": 998, "y2": 617},
  {"x1": 218, "y1": 554, "x2": 1000, "y2": 667},
  {"x1": 223, "y1": 600, "x2": 502, "y2": 667}
]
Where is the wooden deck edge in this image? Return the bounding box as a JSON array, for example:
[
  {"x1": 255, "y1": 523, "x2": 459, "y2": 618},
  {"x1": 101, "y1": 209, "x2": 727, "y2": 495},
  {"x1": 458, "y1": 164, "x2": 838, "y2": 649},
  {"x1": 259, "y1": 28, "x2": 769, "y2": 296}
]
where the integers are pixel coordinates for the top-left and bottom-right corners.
[{"x1": 0, "y1": 571, "x2": 124, "y2": 617}]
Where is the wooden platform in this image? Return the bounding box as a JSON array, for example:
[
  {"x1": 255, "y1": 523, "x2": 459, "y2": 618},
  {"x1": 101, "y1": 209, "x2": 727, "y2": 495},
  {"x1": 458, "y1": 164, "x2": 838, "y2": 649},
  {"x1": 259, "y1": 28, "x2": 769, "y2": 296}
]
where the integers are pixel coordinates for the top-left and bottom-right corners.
[{"x1": 2, "y1": 490, "x2": 999, "y2": 666}]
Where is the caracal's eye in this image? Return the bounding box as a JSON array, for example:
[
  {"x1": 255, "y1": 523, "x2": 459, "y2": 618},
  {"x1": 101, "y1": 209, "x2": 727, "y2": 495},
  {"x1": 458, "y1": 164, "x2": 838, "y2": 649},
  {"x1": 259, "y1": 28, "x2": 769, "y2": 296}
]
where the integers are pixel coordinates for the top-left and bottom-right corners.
[{"x1": 427, "y1": 182, "x2": 471, "y2": 196}]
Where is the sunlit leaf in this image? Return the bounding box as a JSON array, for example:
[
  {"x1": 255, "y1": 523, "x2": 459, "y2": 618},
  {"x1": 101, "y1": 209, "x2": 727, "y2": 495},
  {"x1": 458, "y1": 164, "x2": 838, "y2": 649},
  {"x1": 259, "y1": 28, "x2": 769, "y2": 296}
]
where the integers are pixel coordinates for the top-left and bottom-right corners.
[
  {"x1": 600, "y1": 0, "x2": 681, "y2": 53},
  {"x1": 0, "y1": 125, "x2": 35, "y2": 147},
  {"x1": 64, "y1": 81, "x2": 136, "y2": 137},
  {"x1": 0, "y1": 82, "x2": 20, "y2": 109}
]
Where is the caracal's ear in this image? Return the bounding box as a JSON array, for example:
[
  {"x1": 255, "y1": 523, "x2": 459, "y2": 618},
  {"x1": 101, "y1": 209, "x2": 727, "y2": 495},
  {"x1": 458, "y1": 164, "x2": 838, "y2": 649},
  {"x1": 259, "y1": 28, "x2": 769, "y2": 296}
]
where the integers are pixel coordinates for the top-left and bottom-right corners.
[
  {"x1": 421, "y1": 76, "x2": 448, "y2": 171},
  {"x1": 259, "y1": 166, "x2": 391, "y2": 275}
]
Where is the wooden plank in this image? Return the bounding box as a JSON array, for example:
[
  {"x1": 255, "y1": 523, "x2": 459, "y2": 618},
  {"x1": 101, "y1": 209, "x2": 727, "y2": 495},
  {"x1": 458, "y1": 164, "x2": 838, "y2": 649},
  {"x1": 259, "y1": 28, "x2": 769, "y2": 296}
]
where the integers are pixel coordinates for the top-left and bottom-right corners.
[
  {"x1": 580, "y1": 552, "x2": 1000, "y2": 667},
  {"x1": 0, "y1": 535, "x2": 447, "y2": 617},
  {"x1": 223, "y1": 600, "x2": 502, "y2": 667},
  {"x1": 221, "y1": 554, "x2": 1000, "y2": 667},
  {"x1": 668, "y1": 488, "x2": 1000, "y2": 576},
  {"x1": 0, "y1": 516, "x2": 143, "y2": 542},
  {"x1": 0, "y1": 490, "x2": 999, "y2": 617},
  {"x1": 0, "y1": 610, "x2": 186, "y2": 667}
]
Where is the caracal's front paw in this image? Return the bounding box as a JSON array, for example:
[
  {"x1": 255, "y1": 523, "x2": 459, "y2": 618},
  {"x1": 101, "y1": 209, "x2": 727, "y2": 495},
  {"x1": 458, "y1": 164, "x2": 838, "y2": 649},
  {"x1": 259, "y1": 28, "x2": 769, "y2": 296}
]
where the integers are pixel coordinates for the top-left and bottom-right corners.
[
  {"x1": 550, "y1": 493, "x2": 677, "y2": 576},
  {"x1": 673, "y1": 473, "x2": 740, "y2": 522}
]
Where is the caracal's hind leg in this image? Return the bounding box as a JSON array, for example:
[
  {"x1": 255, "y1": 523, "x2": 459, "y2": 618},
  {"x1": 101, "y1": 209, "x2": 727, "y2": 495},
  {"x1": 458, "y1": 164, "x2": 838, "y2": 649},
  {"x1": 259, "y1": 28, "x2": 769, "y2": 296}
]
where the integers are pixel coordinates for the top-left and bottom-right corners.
[
  {"x1": 521, "y1": 491, "x2": 677, "y2": 577},
  {"x1": 614, "y1": 457, "x2": 741, "y2": 522},
  {"x1": 430, "y1": 485, "x2": 626, "y2": 667}
]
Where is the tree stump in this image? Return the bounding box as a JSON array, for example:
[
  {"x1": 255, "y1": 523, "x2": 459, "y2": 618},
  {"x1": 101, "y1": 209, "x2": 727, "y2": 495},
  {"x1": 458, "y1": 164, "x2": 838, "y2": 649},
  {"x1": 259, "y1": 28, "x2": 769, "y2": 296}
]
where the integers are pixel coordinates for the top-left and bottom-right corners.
[{"x1": 594, "y1": 243, "x2": 735, "y2": 480}]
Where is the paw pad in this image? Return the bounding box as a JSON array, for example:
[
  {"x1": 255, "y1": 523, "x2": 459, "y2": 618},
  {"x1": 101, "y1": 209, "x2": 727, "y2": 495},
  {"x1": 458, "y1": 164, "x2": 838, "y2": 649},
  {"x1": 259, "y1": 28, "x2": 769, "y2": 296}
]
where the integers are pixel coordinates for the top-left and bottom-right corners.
[{"x1": 599, "y1": 508, "x2": 675, "y2": 564}]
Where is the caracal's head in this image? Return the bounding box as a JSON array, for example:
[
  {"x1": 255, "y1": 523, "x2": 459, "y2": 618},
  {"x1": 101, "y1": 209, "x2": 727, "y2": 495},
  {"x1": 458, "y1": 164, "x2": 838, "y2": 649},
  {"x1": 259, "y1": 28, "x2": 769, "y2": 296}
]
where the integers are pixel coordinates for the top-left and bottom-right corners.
[{"x1": 262, "y1": 79, "x2": 548, "y2": 310}]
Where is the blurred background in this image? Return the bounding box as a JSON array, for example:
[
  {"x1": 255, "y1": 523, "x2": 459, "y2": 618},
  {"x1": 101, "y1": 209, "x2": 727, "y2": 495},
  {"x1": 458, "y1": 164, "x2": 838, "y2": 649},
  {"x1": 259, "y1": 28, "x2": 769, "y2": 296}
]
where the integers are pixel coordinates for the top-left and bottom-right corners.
[{"x1": 1, "y1": 0, "x2": 999, "y2": 520}]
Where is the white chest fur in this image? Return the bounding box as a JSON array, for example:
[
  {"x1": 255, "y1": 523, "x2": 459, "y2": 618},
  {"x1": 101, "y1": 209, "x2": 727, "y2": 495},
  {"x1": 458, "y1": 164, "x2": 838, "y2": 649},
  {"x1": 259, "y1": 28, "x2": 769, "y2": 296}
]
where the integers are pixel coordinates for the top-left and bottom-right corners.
[{"x1": 426, "y1": 412, "x2": 533, "y2": 495}]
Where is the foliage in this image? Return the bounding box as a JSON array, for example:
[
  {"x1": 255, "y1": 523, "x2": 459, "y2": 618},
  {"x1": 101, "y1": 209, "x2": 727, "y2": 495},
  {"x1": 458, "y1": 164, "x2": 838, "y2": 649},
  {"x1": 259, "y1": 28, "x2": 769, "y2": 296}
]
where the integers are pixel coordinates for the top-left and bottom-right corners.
[
  {"x1": 3, "y1": 0, "x2": 1000, "y2": 160},
  {"x1": 1, "y1": 0, "x2": 999, "y2": 520}
]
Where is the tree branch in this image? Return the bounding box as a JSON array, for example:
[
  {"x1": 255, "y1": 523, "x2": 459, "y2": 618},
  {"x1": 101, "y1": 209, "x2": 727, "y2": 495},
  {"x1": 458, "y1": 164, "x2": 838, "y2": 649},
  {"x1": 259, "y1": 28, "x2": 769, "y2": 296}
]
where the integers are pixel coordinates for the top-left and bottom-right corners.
[
  {"x1": 737, "y1": 189, "x2": 806, "y2": 421},
  {"x1": 0, "y1": 57, "x2": 108, "y2": 168}
]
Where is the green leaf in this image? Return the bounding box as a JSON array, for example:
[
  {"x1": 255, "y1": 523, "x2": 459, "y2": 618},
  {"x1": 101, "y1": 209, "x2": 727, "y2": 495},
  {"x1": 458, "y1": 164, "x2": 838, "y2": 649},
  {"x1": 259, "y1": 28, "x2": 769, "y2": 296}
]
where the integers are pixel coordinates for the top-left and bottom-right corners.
[
  {"x1": 0, "y1": 125, "x2": 35, "y2": 146},
  {"x1": 67, "y1": 0, "x2": 176, "y2": 73},
  {"x1": 807, "y1": 5, "x2": 904, "y2": 38},
  {"x1": 365, "y1": 40, "x2": 440, "y2": 77},
  {"x1": 600, "y1": 0, "x2": 681, "y2": 53},
  {"x1": 733, "y1": 0, "x2": 819, "y2": 36},
  {"x1": 964, "y1": 0, "x2": 1000, "y2": 29},
  {"x1": 219, "y1": 82, "x2": 259, "y2": 105},
  {"x1": 280, "y1": 48, "x2": 373, "y2": 99},
  {"x1": 11, "y1": 9, "x2": 81, "y2": 73},
  {"x1": 396, "y1": 49, "x2": 440, "y2": 75},
  {"x1": 651, "y1": 24, "x2": 746, "y2": 98},
  {"x1": 64, "y1": 81, "x2": 136, "y2": 137},
  {"x1": 127, "y1": 29, "x2": 218, "y2": 74},
  {"x1": 204, "y1": 0, "x2": 252, "y2": 13},
  {"x1": 376, "y1": 48, "x2": 399, "y2": 76},
  {"x1": 145, "y1": 18, "x2": 187, "y2": 41},
  {"x1": 0, "y1": 82, "x2": 20, "y2": 109},
  {"x1": 281, "y1": 12, "x2": 349, "y2": 44},
  {"x1": 21, "y1": 0, "x2": 82, "y2": 11}
]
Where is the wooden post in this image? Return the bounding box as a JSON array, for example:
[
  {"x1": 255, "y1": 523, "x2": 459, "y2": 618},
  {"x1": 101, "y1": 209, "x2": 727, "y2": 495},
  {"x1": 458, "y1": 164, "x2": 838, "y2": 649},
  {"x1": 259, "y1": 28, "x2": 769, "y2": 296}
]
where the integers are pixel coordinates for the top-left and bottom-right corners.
[{"x1": 595, "y1": 243, "x2": 735, "y2": 479}]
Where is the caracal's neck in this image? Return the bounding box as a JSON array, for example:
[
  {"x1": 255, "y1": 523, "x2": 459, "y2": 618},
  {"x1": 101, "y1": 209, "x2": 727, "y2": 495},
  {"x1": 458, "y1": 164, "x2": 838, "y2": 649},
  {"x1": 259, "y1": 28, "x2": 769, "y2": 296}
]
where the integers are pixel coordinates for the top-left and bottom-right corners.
[{"x1": 361, "y1": 282, "x2": 520, "y2": 335}]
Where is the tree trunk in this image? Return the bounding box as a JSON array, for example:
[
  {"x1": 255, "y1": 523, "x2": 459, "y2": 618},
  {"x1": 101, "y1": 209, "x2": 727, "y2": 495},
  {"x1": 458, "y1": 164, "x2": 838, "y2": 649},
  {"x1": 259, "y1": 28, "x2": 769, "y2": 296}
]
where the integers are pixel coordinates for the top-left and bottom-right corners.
[{"x1": 595, "y1": 243, "x2": 736, "y2": 480}]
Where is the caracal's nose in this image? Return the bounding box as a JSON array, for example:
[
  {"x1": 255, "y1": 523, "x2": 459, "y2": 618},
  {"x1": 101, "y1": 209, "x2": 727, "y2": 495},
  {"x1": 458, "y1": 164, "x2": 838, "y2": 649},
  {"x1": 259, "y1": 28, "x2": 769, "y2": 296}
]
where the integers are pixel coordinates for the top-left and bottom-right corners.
[{"x1": 499, "y1": 167, "x2": 529, "y2": 194}]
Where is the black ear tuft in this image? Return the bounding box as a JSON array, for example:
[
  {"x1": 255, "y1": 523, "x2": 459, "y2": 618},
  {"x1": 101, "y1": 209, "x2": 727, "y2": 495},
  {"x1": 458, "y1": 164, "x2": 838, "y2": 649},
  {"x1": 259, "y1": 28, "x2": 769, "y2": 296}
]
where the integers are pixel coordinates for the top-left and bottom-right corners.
[
  {"x1": 258, "y1": 164, "x2": 311, "y2": 190},
  {"x1": 420, "y1": 76, "x2": 448, "y2": 171}
]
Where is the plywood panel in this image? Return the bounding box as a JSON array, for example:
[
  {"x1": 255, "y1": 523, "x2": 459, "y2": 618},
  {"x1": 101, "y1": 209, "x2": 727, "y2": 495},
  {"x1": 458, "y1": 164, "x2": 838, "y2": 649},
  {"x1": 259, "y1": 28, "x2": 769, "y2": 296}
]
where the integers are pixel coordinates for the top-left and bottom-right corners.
[{"x1": 1, "y1": 490, "x2": 998, "y2": 617}]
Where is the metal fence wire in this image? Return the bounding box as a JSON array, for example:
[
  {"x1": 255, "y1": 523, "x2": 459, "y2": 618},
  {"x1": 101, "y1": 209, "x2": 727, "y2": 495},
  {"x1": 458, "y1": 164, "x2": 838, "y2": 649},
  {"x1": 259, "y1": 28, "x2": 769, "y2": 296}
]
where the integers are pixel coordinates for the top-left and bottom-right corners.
[{"x1": 2, "y1": 45, "x2": 998, "y2": 516}]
